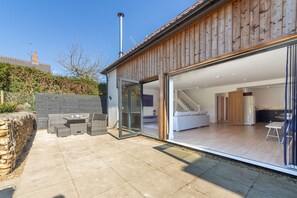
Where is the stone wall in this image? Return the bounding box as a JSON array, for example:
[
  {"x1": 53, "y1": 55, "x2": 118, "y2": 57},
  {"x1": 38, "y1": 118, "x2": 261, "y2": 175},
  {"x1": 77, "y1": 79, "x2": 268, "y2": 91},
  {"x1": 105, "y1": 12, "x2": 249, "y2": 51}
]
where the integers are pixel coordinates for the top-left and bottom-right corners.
[{"x1": 0, "y1": 112, "x2": 35, "y2": 175}]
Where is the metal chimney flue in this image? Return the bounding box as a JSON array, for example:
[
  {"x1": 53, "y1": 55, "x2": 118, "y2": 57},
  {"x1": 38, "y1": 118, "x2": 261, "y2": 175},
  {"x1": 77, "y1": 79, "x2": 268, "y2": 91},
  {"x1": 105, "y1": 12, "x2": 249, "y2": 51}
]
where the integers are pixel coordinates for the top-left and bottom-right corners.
[{"x1": 118, "y1": 12, "x2": 124, "y2": 58}]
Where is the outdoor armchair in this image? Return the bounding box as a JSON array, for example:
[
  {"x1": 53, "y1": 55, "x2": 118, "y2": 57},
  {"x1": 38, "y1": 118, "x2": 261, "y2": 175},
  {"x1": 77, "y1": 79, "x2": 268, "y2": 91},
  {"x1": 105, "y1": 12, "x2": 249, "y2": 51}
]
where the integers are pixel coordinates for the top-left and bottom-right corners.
[{"x1": 87, "y1": 113, "x2": 107, "y2": 136}]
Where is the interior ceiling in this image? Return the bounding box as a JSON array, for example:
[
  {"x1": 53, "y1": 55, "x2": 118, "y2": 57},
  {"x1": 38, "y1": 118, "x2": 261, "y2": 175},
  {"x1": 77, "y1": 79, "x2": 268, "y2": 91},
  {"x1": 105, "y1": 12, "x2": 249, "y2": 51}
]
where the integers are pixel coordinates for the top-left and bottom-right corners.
[
  {"x1": 172, "y1": 47, "x2": 287, "y2": 90},
  {"x1": 143, "y1": 80, "x2": 159, "y2": 89}
]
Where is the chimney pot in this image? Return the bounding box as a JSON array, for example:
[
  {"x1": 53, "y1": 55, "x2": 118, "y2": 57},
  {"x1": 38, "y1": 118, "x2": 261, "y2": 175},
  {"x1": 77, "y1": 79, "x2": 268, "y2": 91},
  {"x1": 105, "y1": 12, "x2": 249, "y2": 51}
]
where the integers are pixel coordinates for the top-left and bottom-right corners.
[
  {"x1": 118, "y1": 12, "x2": 124, "y2": 17},
  {"x1": 31, "y1": 51, "x2": 38, "y2": 64},
  {"x1": 118, "y1": 12, "x2": 124, "y2": 58}
]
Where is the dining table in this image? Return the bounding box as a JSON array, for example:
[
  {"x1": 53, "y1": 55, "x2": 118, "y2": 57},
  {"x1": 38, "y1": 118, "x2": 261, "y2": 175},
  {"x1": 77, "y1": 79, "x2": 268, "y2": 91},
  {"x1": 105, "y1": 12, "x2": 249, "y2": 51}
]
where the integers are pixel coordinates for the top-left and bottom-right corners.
[{"x1": 63, "y1": 115, "x2": 88, "y2": 135}]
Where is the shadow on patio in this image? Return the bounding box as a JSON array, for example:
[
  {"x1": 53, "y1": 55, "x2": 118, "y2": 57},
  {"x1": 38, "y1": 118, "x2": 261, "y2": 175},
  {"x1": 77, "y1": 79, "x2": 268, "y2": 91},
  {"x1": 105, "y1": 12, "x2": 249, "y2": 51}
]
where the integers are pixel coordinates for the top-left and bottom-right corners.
[{"x1": 153, "y1": 143, "x2": 297, "y2": 198}]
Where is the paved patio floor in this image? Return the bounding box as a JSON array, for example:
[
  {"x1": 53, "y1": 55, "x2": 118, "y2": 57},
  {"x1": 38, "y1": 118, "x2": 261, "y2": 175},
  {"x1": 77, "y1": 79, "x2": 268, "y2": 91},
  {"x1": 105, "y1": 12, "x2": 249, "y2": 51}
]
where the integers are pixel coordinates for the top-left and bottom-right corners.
[{"x1": 10, "y1": 130, "x2": 297, "y2": 198}]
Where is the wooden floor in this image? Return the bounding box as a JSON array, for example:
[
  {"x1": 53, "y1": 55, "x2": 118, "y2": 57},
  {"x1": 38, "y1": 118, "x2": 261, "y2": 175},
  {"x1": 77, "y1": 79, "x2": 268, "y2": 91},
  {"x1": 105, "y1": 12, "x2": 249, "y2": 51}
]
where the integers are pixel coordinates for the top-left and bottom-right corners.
[{"x1": 173, "y1": 123, "x2": 286, "y2": 167}]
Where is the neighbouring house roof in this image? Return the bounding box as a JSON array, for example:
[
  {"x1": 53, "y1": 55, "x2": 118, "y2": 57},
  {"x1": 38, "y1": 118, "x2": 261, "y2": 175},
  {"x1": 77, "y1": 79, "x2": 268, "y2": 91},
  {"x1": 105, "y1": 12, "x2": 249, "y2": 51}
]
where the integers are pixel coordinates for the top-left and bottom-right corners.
[
  {"x1": 0, "y1": 55, "x2": 51, "y2": 73},
  {"x1": 102, "y1": 0, "x2": 222, "y2": 74}
]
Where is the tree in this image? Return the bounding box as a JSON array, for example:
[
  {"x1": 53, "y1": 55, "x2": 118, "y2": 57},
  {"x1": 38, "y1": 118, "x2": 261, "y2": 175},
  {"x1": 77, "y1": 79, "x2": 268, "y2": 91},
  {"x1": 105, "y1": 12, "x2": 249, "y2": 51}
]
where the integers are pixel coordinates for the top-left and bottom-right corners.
[{"x1": 58, "y1": 44, "x2": 106, "y2": 82}]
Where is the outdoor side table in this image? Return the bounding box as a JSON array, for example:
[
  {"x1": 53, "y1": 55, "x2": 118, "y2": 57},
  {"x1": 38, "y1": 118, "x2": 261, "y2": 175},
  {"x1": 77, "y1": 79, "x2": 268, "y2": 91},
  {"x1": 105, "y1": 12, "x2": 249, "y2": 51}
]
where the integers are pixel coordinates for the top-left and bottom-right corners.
[
  {"x1": 54, "y1": 125, "x2": 71, "y2": 137},
  {"x1": 63, "y1": 116, "x2": 87, "y2": 135}
]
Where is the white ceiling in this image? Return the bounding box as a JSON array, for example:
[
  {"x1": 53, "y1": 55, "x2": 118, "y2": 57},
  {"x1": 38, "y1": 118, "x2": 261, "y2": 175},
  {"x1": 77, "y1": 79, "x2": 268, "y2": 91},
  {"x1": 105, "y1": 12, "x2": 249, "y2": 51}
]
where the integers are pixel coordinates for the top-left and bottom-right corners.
[
  {"x1": 172, "y1": 47, "x2": 287, "y2": 90},
  {"x1": 143, "y1": 80, "x2": 160, "y2": 89}
]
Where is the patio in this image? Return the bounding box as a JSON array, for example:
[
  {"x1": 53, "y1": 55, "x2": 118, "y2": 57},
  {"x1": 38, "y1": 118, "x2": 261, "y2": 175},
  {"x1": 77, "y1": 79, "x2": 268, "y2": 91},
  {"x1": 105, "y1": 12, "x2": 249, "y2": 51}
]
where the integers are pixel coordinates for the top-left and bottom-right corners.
[{"x1": 10, "y1": 130, "x2": 297, "y2": 197}]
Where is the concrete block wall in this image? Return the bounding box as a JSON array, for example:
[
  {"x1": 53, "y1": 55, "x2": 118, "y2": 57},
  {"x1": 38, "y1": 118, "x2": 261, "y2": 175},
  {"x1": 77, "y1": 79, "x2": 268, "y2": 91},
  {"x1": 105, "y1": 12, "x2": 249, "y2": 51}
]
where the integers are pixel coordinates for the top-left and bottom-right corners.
[{"x1": 36, "y1": 93, "x2": 107, "y2": 129}]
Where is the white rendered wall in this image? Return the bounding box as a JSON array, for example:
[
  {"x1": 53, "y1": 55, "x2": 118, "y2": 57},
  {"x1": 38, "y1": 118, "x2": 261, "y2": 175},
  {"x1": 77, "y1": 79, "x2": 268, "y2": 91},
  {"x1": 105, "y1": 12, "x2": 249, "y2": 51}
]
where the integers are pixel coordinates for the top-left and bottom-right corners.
[
  {"x1": 251, "y1": 86, "x2": 285, "y2": 110},
  {"x1": 143, "y1": 88, "x2": 159, "y2": 116},
  {"x1": 107, "y1": 70, "x2": 118, "y2": 128}
]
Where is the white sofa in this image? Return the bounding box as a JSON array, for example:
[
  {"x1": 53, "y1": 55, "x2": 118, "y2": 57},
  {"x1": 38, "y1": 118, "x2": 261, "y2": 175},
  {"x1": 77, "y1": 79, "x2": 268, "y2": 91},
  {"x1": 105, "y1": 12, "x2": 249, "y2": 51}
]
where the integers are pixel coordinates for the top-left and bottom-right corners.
[{"x1": 173, "y1": 111, "x2": 209, "y2": 131}]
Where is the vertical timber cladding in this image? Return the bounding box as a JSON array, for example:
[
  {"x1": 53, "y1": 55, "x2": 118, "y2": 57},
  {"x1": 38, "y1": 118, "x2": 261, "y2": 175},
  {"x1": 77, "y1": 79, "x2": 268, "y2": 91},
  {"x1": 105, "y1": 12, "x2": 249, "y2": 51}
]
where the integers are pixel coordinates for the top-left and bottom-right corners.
[
  {"x1": 116, "y1": 0, "x2": 297, "y2": 139},
  {"x1": 117, "y1": 0, "x2": 297, "y2": 80}
]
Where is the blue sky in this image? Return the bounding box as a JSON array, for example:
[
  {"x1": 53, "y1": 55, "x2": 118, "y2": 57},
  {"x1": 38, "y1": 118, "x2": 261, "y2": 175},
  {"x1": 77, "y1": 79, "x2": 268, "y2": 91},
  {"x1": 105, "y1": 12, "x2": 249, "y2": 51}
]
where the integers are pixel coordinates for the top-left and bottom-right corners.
[{"x1": 0, "y1": 0, "x2": 197, "y2": 76}]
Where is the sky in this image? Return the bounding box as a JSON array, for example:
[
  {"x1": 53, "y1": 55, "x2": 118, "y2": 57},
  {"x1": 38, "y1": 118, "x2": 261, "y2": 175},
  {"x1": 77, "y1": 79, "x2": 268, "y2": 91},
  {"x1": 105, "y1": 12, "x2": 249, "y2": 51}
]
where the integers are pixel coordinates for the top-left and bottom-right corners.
[{"x1": 0, "y1": 0, "x2": 197, "y2": 76}]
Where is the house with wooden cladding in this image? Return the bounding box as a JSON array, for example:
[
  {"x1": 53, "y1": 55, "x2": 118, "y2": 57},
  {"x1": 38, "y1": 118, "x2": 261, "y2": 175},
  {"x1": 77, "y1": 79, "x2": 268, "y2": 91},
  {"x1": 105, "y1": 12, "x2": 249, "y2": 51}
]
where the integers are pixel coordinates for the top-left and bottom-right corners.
[{"x1": 102, "y1": 0, "x2": 297, "y2": 175}]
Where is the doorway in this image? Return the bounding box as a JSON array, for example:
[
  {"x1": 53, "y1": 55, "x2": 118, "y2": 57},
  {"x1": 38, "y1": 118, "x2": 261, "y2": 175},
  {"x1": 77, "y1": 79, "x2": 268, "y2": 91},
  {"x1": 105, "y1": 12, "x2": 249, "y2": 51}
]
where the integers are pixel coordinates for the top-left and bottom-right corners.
[
  {"x1": 216, "y1": 93, "x2": 228, "y2": 123},
  {"x1": 142, "y1": 80, "x2": 159, "y2": 138}
]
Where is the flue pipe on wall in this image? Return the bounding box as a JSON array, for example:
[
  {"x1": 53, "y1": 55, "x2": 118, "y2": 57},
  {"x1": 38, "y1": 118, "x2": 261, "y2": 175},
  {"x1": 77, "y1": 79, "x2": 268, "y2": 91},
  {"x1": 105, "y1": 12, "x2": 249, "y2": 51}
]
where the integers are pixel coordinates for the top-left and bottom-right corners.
[{"x1": 118, "y1": 12, "x2": 124, "y2": 58}]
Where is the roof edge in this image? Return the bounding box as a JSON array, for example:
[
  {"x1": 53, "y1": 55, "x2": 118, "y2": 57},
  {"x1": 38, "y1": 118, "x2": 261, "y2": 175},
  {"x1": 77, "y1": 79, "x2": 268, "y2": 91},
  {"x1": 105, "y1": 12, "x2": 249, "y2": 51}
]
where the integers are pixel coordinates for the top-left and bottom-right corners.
[
  {"x1": 101, "y1": 0, "x2": 224, "y2": 74},
  {"x1": 0, "y1": 55, "x2": 51, "y2": 66}
]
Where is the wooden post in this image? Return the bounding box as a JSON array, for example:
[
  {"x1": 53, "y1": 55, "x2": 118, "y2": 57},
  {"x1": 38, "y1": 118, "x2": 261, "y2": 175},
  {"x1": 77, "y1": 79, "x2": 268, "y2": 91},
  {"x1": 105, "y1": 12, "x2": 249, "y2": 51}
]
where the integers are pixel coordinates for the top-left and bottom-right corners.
[
  {"x1": 0, "y1": 90, "x2": 4, "y2": 104},
  {"x1": 158, "y1": 74, "x2": 164, "y2": 140}
]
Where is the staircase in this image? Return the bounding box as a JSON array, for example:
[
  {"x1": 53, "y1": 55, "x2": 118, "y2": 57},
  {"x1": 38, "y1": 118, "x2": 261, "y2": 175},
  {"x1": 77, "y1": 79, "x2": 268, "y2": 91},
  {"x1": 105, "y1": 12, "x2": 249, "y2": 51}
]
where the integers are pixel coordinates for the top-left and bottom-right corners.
[{"x1": 176, "y1": 90, "x2": 200, "y2": 112}]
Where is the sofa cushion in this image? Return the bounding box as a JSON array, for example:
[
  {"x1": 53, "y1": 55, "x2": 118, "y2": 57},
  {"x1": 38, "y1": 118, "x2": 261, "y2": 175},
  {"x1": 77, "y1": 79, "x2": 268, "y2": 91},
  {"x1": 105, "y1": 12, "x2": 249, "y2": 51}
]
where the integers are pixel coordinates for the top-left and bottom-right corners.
[{"x1": 174, "y1": 111, "x2": 191, "y2": 117}]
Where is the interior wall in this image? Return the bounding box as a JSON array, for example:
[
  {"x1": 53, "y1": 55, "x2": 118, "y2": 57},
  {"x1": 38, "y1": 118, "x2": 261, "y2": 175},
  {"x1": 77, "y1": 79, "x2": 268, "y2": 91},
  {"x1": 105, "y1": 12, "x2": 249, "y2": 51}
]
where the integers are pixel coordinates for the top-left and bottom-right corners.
[
  {"x1": 143, "y1": 88, "x2": 159, "y2": 116},
  {"x1": 107, "y1": 70, "x2": 118, "y2": 128},
  {"x1": 179, "y1": 78, "x2": 285, "y2": 123},
  {"x1": 251, "y1": 86, "x2": 285, "y2": 110}
]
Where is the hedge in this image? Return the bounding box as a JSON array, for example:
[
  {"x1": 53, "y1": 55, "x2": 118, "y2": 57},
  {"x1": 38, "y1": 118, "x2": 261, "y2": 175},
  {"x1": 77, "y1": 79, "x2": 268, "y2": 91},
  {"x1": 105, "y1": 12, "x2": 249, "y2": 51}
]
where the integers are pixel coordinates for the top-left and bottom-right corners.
[
  {"x1": 0, "y1": 63, "x2": 106, "y2": 112},
  {"x1": 0, "y1": 63, "x2": 106, "y2": 95}
]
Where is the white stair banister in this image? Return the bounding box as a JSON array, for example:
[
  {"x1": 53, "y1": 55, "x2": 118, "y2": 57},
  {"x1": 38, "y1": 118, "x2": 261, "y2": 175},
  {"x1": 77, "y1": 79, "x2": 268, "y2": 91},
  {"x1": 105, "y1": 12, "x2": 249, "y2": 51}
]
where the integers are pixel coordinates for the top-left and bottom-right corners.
[{"x1": 177, "y1": 90, "x2": 200, "y2": 112}]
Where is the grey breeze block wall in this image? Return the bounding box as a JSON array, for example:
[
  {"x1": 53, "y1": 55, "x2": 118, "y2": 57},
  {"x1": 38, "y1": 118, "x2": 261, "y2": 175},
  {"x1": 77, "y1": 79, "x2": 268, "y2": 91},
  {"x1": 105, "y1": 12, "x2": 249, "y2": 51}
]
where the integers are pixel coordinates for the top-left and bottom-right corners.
[{"x1": 36, "y1": 93, "x2": 107, "y2": 129}]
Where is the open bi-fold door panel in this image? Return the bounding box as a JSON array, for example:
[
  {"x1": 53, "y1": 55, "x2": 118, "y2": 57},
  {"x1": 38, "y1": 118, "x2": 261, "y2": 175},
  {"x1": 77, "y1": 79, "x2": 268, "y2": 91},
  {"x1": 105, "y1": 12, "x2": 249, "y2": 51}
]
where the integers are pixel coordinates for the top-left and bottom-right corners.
[
  {"x1": 228, "y1": 90, "x2": 244, "y2": 125},
  {"x1": 119, "y1": 78, "x2": 143, "y2": 139}
]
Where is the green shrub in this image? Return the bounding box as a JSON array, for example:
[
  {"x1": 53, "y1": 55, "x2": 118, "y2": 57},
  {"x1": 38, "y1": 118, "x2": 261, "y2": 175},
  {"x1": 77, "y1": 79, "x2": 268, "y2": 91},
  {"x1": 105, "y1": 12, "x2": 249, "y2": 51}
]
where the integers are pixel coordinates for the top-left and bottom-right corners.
[
  {"x1": 0, "y1": 63, "x2": 106, "y2": 112},
  {"x1": 0, "y1": 102, "x2": 17, "y2": 113},
  {"x1": 4, "y1": 92, "x2": 35, "y2": 112},
  {"x1": 0, "y1": 63, "x2": 103, "y2": 95}
]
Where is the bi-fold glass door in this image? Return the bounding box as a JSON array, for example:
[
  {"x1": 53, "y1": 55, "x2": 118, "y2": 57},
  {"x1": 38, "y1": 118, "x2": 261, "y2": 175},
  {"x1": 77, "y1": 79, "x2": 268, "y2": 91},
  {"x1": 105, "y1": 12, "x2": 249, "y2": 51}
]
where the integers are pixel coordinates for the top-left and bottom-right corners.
[
  {"x1": 284, "y1": 44, "x2": 297, "y2": 168},
  {"x1": 118, "y1": 78, "x2": 143, "y2": 139}
]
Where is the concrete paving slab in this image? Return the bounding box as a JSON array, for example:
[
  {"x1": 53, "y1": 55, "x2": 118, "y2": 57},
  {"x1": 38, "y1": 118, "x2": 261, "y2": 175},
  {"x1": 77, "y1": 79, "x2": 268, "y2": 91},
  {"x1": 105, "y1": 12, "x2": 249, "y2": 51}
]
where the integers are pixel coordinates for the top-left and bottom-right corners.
[
  {"x1": 129, "y1": 169, "x2": 186, "y2": 197},
  {"x1": 183, "y1": 154, "x2": 219, "y2": 171},
  {"x1": 127, "y1": 136, "x2": 165, "y2": 147},
  {"x1": 153, "y1": 144, "x2": 193, "y2": 159},
  {"x1": 252, "y1": 174, "x2": 297, "y2": 198},
  {"x1": 95, "y1": 146, "x2": 126, "y2": 162},
  {"x1": 206, "y1": 162, "x2": 260, "y2": 187},
  {"x1": 62, "y1": 150, "x2": 98, "y2": 163},
  {"x1": 246, "y1": 188, "x2": 279, "y2": 198},
  {"x1": 160, "y1": 161, "x2": 206, "y2": 183},
  {"x1": 170, "y1": 184, "x2": 208, "y2": 198},
  {"x1": 93, "y1": 183, "x2": 142, "y2": 198},
  {"x1": 190, "y1": 171, "x2": 250, "y2": 198},
  {"x1": 108, "y1": 139, "x2": 143, "y2": 151},
  {"x1": 127, "y1": 147, "x2": 180, "y2": 169},
  {"x1": 15, "y1": 180, "x2": 78, "y2": 198},
  {"x1": 73, "y1": 166, "x2": 126, "y2": 197},
  {"x1": 105, "y1": 154, "x2": 155, "y2": 182},
  {"x1": 66, "y1": 158, "x2": 108, "y2": 179},
  {"x1": 15, "y1": 164, "x2": 72, "y2": 195}
]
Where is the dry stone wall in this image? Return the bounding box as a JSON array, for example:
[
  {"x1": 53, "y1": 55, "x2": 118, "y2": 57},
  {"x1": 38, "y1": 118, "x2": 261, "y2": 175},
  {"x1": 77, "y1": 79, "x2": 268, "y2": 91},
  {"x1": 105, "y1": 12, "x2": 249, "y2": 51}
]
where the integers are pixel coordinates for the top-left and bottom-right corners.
[{"x1": 0, "y1": 112, "x2": 34, "y2": 175}]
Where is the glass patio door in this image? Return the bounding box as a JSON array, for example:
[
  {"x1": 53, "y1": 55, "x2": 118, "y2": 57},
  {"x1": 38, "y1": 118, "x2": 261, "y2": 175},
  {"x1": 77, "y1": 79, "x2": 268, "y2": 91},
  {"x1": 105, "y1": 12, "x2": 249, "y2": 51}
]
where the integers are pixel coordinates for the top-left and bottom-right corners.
[{"x1": 119, "y1": 78, "x2": 143, "y2": 139}]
